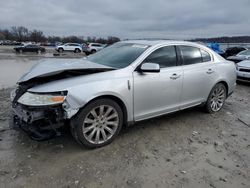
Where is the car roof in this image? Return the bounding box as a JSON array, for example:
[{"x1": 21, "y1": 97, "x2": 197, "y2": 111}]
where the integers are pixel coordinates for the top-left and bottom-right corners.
[
  {"x1": 89, "y1": 43, "x2": 102, "y2": 45},
  {"x1": 120, "y1": 39, "x2": 224, "y2": 61},
  {"x1": 121, "y1": 40, "x2": 201, "y2": 47}
]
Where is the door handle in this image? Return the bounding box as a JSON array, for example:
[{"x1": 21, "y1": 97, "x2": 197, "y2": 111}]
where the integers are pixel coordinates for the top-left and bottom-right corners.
[
  {"x1": 170, "y1": 73, "x2": 181, "y2": 80},
  {"x1": 207, "y1": 69, "x2": 214, "y2": 74}
]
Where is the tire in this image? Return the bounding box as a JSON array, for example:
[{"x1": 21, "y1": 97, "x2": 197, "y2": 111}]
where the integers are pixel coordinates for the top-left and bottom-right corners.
[
  {"x1": 19, "y1": 49, "x2": 23, "y2": 53},
  {"x1": 70, "y1": 98, "x2": 123, "y2": 148},
  {"x1": 91, "y1": 49, "x2": 96, "y2": 54},
  {"x1": 205, "y1": 83, "x2": 227, "y2": 113},
  {"x1": 37, "y1": 49, "x2": 41, "y2": 54},
  {"x1": 58, "y1": 48, "x2": 63, "y2": 53},
  {"x1": 75, "y1": 48, "x2": 81, "y2": 53}
]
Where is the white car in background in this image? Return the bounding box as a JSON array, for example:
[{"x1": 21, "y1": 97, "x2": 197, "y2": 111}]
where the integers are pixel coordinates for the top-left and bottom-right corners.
[
  {"x1": 84, "y1": 43, "x2": 105, "y2": 54},
  {"x1": 236, "y1": 60, "x2": 250, "y2": 82},
  {"x1": 227, "y1": 49, "x2": 250, "y2": 63},
  {"x1": 236, "y1": 49, "x2": 250, "y2": 59},
  {"x1": 56, "y1": 43, "x2": 82, "y2": 53}
]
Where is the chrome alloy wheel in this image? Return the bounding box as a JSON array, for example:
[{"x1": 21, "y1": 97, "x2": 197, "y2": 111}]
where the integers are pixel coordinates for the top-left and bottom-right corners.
[
  {"x1": 210, "y1": 85, "x2": 226, "y2": 112},
  {"x1": 82, "y1": 105, "x2": 119, "y2": 144}
]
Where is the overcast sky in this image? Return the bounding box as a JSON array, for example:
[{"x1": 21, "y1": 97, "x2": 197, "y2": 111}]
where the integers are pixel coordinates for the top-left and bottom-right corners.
[{"x1": 0, "y1": 0, "x2": 249, "y2": 39}]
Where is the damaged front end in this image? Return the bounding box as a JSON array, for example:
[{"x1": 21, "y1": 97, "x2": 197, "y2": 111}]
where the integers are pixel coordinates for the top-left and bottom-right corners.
[
  {"x1": 10, "y1": 59, "x2": 115, "y2": 141},
  {"x1": 11, "y1": 87, "x2": 69, "y2": 141}
]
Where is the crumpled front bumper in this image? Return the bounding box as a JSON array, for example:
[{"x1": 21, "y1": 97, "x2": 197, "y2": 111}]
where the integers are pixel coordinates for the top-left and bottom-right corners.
[{"x1": 12, "y1": 103, "x2": 65, "y2": 141}]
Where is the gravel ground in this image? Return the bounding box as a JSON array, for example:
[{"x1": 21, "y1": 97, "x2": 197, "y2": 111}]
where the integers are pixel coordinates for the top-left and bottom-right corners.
[
  {"x1": 0, "y1": 84, "x2": 249, "y2": 188},
  {"x1": 0, "y1": 46, "x2": 249, "y2": 188}
]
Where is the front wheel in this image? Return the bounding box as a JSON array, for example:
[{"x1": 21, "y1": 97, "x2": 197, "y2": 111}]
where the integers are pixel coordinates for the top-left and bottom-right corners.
[
  {"x1": 205, "y1": 83, "x2": 227, "y2": 113},
  {"x1": 70, "y1": 99, "x2": 123, "y2": 148}
]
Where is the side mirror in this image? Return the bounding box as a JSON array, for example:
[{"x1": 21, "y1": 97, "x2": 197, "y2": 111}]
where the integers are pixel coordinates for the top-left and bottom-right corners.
[{"x1": 140, "y1": 63, "x2": 160, "y2": 73}]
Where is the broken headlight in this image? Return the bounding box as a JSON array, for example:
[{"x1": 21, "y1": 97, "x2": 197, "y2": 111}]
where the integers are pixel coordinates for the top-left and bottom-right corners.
[{"x1": 18, "y1": 92, "x2": 66, "y2": 106}]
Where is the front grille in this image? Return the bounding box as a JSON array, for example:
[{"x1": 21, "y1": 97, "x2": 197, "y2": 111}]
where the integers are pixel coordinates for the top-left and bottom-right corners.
[
  {"x1": 237, "y1": 76, "x2": 250, "y2": 81},
  {"x1": 239, "y1": 68, "x2": 250, "y2": 73}
]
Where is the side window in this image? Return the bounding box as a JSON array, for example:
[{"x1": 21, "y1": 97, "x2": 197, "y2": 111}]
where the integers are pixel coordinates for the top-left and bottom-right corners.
[
  {"x1": 143, "y1": 46, "x2": 177, "y2": 68},
  {"x1": 200, "y1": 49, "x2": 211, "y2": 62},
  {"x1": 179, "y1": 46, "x2": 202, "y2": 65}
]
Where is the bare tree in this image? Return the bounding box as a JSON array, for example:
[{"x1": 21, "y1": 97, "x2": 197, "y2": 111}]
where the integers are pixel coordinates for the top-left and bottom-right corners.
[
  {"x1": 29, "y1": 30, "x2": 46, "y2": 42},
  {"x1": 11, "y1": 26, "x2": 29, "y2": 42},
  {"x1": 1, "y1": 29, "x2": 13, "y2": 40},
  {"x1": 0, "y1": 32, "x2": 5, "y2": 40}
]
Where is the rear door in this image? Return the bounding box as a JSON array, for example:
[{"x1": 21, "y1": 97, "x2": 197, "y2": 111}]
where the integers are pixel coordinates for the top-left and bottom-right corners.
[
  {"x1": 64, "y1": 44, "x2": 71, "y2": 51},
  {"x1": 133, "y1": 45, "x2": 183, "y2": 121},
  {"x1": 178, "y1": 45, "x2": 217, "y2": 108},
  {"x1": 71, "y1": 44, "x2": 79, "y2": 51}
]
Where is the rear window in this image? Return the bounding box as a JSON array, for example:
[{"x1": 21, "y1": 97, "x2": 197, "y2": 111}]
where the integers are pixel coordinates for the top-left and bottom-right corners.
[
  {"x1": 179, "y1": 46, "x2": 202, "y2": 65},
  {"x1": 92, "y1": 44, "x2": 101, "y2": 47},
  {"x1": 200, "y1": 49, "x2": 211, "y2": 62}
]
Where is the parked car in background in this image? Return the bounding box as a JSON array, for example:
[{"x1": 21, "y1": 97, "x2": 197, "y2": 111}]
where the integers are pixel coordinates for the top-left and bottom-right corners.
[
  {"x1": 14, "y1": 44, "x2": 45, "y2": 53},
  {"x1": 2, "y1": 40, "x2": 22, "y2": 45},
  {"x1": 55, "y1": 43, "x2": 82, "y2": 53},
  {"x1": 82, "y1": 43, "x2": 88, "y2": 53},
  {"x1": 11, "y1": 40, "x2": 236, "y2": 148},
  {"x1": 224, "y1": 47, "x2": 247, "y2": 58},
  {"x1": 83, "y1": 43, "x2": 105, "y2": 55},
  {"x1": 227, "y1": 49, "x2": 250, "y2": 63},
  {"x1": 236, "y1": 60, "x2": 250, "y2": 82}
]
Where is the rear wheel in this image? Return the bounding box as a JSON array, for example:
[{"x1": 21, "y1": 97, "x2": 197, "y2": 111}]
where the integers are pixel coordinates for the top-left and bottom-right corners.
[
  {"x1": 70, "y1": 99, "x2": 123, "y2": 148},
  {"x1": 58, "y1": 48, "x2": 63, "y2": 53},
  {"x1": 91, "y1": 49, "x2": 96, "y2": 54},
  {"x1": 205, "y1": 83, "x2": 227, "y2": 113},
  {"x1": 75, "y1": 48, "x2": 81, "y2": 53},
  {"x1": 19, "y1": 49, "x2": 23, "y2": 53}
]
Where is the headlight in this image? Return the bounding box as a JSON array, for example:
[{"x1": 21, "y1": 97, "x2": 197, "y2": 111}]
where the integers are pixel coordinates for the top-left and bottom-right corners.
[{"x1": 18, "y1": 92, "x2": 66, "y2": 106}]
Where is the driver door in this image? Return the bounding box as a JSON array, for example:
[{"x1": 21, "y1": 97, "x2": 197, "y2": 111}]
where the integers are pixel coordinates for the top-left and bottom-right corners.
[{"x1": 133, "y1": 45, "x2": 183, "y2": 121}]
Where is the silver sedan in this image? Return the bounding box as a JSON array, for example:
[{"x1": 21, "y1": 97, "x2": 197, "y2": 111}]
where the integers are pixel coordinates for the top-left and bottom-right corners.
[{"x1": 12, "y1": 40, "x2": 236, "y2": 148}]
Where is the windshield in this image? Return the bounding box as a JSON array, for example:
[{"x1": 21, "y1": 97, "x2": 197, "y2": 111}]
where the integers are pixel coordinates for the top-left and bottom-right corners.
[
  {"x1": 238, "y1": 49, "x2": 250, "y2": 56},
  {"x1": 87, "y1": 42, "x2": 149, "y2": 68}
]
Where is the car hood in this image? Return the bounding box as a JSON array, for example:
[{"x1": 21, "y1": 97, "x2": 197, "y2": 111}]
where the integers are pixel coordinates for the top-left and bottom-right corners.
[
  {"x1": 237, "y1": 60, "x2": 250, "y2": 68},
  {"x1": 18, "y1": 58, "x2": 113, "y2": 83},
  {"x1": 236, "y1": 54, "x2": 250, "y2": 58},
  {"x1": 227, "y1": 56, "x2": 246, "y2": 60}
]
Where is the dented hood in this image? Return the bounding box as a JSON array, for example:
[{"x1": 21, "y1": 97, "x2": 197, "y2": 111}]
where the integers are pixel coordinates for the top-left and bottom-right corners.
[{"x1": 18, "y1": 58, "x2": 113, "y2": 83}]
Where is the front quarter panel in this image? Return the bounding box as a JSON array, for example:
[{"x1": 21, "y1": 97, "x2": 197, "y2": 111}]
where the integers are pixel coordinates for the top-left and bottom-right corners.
[{"x1": 66, "y1": 78, "x2": 133, "y2": 120}]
